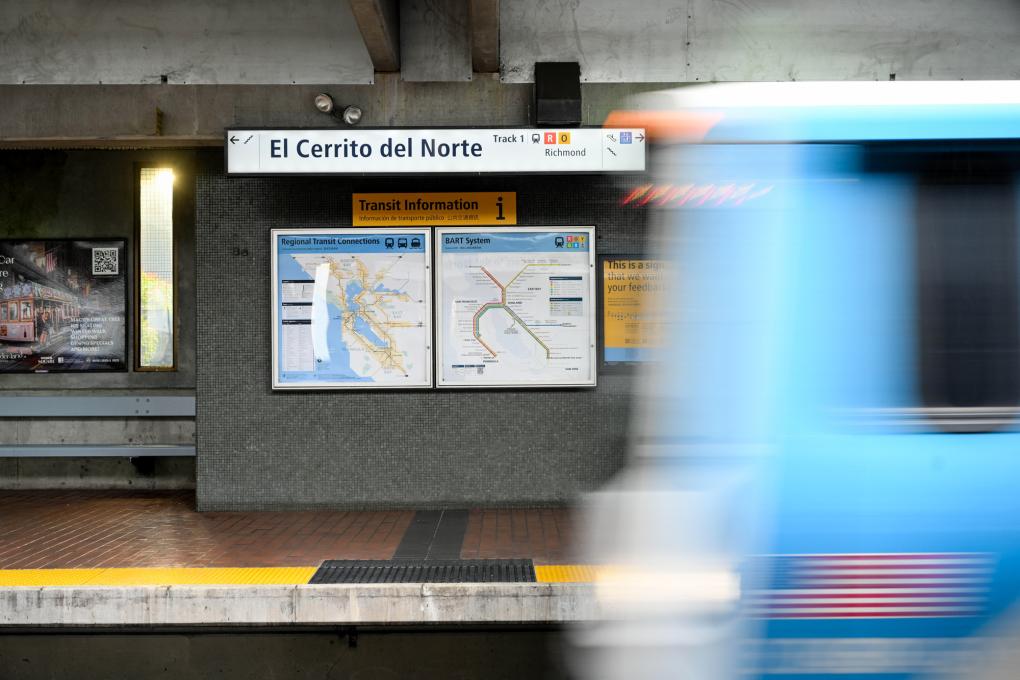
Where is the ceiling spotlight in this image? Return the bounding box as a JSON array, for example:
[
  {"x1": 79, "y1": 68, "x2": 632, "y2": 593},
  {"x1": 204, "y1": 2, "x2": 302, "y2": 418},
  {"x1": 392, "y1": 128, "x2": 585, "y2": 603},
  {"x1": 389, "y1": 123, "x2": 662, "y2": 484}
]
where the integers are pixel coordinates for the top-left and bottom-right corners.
[
  {"x1": 314, "y1": 93, "x2": 334, "y2": 114},
  {"x1": 313, "y1": 93, "x2": 362, "y2": 126},
  {"x1": 341, "y1": 105, "x2": 362, "y2": 126}
]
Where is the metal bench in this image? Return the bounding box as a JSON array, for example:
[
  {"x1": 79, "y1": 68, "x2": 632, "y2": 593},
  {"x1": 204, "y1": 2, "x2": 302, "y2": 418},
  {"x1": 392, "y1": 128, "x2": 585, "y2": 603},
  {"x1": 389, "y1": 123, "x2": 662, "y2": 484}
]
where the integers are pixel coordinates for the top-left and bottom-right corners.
[{"x1": 0, "y1": 396, "x2": 195, "y2": 457}]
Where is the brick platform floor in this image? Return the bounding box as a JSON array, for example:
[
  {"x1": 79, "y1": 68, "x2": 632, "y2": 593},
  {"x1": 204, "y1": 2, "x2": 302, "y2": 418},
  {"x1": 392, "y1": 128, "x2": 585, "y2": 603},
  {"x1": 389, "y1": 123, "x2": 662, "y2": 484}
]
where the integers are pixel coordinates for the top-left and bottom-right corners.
[
  {"x1": 0, "y1": 490, "x2": 575, "y2": 570},
  {"x1": 460, "y1": 509, "x2": 573, "y2": 563}
]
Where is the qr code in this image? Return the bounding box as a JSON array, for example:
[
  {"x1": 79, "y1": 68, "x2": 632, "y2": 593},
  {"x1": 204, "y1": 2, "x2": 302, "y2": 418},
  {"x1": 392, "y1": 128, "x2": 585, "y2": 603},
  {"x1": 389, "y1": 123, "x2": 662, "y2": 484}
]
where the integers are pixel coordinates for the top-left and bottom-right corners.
[{"x1": 92, "y1": 247, "x2": 119, "y2": 276}]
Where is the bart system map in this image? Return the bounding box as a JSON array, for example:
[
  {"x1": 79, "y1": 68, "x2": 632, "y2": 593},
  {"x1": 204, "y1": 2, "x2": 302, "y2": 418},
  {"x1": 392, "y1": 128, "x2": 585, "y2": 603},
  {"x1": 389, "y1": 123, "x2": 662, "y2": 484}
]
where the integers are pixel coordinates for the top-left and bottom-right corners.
[
  {"x1": 272, "y1": 229, "x2": 431, "y2": 389},
  {"x1": 437, "y1": 227, "x2": 596, "y2": 387}
]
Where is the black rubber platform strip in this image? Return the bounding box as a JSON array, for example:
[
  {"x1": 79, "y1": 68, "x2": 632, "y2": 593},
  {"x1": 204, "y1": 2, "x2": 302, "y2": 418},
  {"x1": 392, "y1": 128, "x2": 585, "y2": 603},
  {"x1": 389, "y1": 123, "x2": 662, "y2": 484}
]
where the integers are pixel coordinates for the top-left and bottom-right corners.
[
  {"x1": 392, "y1": 509, "x2": 469, "y2": 561},
  {"x1": 421, "y1": 509, "x2": 469, "y2": 560},
  {"x1": 309, "y1": 559, "x2": 536, "y2": 584},
  {"x1": 391, "y1": 510, "x2": 443, "y2": 560}
]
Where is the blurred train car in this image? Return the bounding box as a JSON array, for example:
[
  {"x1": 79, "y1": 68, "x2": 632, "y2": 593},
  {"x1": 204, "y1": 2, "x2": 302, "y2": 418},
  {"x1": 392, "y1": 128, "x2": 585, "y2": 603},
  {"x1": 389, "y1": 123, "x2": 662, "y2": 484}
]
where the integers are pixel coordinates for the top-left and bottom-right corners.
[{"x1": 575, "y1": 82, "x2": 1020, "y2": 680}]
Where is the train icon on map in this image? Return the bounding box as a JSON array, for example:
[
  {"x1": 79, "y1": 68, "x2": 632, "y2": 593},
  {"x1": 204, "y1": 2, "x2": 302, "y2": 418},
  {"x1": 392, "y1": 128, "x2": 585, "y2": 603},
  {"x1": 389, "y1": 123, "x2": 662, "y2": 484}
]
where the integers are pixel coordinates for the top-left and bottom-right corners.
[
  {"x1": 410, "y1": 237, "x2": 422, "y2": 249},
  {"x1": 385, "y1": 238, "x2": 395, "y2": 249}
]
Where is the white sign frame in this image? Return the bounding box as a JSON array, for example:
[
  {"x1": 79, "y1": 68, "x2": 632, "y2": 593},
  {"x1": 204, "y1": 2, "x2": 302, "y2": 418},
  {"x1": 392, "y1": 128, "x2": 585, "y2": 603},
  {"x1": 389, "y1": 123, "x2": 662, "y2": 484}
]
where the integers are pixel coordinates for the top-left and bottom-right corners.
[
  {"x1": 271, "y1": 227, "x2": 433, "y2": 390},
  {"x1": 435, "y1": 226, "x2": 597, "y2": 389},
  {"x1": 227, "y1": 128, "x2": 646, "y2": 175}
]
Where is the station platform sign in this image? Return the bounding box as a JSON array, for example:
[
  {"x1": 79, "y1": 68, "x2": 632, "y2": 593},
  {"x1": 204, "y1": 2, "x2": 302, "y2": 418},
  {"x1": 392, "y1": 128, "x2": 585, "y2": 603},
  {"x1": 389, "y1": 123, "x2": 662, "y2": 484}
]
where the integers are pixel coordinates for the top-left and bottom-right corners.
[{"x1": 226, "y1": 128, "x2": 645, "y2": 174}]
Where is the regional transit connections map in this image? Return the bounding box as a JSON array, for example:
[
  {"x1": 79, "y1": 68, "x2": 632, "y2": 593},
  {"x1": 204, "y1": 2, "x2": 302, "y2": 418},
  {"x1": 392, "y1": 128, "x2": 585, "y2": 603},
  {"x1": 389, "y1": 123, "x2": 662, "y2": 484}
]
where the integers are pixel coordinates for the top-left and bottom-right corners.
[
  {"x1": 272, "y1": 230, "x2": 431, "y2": 388},
  {"x1": 437, "y1": 228, "x2": 595, "y2": 387}
]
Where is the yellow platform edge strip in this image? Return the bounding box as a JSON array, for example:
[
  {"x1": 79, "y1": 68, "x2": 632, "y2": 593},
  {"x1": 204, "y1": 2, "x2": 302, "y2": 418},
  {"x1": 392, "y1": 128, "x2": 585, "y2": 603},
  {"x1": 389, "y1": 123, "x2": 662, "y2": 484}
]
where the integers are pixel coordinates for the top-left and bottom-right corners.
[
  {"x1": 0, "y1": 564, "x2": 601, "y2": 586},
  {"x1": 534, "y1": 565, "x2": 605, "y2": 583},
  {"x1": 0, "y1": 566, "x2": 318, "y2": 587}
]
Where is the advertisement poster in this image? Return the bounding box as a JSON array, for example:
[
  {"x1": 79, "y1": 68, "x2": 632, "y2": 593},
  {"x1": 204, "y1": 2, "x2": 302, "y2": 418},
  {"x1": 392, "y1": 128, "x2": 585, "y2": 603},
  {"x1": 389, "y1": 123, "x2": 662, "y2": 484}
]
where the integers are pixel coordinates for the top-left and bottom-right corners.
[
  {"x1": 0, "y1": 239, "x2": 127, "y2": 373},
  {"x1": 271, "y1": 229, "x2": 432, "y2": 389},
  {"x1": 602, "y1": 257, "x2": 668, "y2": 364},
  {"x1": 436, "y1": 227, "x2": 596, "y2": 388}
]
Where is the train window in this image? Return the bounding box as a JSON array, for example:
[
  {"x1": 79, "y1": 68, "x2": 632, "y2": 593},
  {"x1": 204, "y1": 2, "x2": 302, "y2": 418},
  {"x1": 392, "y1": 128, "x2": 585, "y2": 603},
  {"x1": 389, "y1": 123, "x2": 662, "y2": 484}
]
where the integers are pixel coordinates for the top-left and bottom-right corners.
[
  {"x1": 915, "y1": 151, "x2": 1020, "y2": 418},
  {"x1": 136, "y1": 167, "x2": 175, "y2": 370}
]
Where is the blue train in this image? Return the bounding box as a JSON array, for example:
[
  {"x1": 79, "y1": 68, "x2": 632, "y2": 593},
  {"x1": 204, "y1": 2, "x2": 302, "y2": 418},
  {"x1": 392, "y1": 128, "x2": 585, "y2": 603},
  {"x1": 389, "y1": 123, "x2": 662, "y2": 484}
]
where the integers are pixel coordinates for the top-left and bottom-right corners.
[{"x1": 579, "y1": 82, "x2": 1020, "y2": 680}]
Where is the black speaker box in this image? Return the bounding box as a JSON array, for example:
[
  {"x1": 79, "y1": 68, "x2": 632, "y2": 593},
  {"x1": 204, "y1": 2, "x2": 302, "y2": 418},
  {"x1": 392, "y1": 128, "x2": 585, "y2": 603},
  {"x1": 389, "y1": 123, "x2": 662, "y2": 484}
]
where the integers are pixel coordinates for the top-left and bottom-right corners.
[{"x1": 534, "y1": 62, "x2": 581, "y2": 127}]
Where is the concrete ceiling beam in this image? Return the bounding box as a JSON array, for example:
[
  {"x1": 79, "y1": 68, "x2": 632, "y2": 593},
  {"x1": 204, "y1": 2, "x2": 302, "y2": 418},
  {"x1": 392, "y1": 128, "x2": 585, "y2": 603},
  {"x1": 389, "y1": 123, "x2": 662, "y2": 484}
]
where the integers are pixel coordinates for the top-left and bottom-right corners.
[
  {"x1": 469, "y1": 0, "x2": 499, "y2": 74},
  {"x1": 0, "y1": 79, "x2": 668, "y2": 147},
  {"x1": 348, "y1": 0, "x2": 401, "y2": 73},
  {"x1": 400, "y1": 0, "x2": 472, "y2": 82}
]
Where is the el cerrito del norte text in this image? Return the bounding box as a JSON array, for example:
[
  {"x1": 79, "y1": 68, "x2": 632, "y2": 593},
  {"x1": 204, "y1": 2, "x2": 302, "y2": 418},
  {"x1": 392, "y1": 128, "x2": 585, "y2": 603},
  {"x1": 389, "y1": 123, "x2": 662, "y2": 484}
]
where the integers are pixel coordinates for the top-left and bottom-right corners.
[{"x1": 270, "y1": 136, "x2": 483, "y2": 160}]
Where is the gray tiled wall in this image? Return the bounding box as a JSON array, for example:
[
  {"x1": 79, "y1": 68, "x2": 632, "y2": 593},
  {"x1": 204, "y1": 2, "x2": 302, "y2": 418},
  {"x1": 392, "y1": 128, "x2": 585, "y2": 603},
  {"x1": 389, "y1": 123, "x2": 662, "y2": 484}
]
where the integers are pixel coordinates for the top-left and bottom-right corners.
[{"x1": 196, "y1": 174, "x2": 648, "y2": 510}]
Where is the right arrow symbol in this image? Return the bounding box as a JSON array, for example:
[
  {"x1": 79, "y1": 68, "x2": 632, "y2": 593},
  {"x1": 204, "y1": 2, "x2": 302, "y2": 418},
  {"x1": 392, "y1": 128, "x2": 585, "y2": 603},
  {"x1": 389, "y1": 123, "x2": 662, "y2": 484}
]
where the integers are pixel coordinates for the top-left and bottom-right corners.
[{"x1": 636, "y1": 133, "x2": 645, "y2": 142}]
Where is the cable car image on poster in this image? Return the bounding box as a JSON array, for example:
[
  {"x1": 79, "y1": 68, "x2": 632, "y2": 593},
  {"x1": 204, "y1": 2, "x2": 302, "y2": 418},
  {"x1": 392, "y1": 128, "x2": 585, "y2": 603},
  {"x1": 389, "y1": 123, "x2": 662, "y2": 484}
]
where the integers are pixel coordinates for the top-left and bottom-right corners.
[
  {"x1": 0, "y1": 239, "x2": 127, "y2": 373},
  {"x1": 271, "y1": 229, "x2": 432, "y2": 389},
  {"x1": 436, "y1": 226, "x2": 596, "y2": 388}
]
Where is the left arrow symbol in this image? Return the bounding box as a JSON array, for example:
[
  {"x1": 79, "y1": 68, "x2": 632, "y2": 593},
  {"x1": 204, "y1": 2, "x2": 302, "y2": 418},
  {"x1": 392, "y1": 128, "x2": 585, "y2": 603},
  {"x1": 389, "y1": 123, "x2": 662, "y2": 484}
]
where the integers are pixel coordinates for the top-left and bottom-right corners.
[{"x1": 229, "y1": 135, "x2": 239, "y2": 144}]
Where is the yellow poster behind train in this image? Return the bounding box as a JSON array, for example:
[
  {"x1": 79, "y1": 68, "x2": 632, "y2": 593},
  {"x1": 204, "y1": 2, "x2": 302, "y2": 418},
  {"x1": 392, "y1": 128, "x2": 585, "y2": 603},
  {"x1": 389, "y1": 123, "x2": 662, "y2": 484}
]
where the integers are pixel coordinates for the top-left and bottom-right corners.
[
  {"x1": 602, "y1": 258, "x2": 668, "y2": 363},
  {"x1": 353, "y1": 192, "x2": 516, "y2": 226}
]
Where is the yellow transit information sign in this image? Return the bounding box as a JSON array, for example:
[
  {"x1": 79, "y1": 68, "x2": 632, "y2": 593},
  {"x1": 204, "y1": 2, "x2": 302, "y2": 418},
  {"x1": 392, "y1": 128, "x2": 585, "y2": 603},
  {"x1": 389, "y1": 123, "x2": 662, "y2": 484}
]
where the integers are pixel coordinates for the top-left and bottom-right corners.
[
  {"x1": 352, "y1": 192, "x2": 516, "y2": 226},
  {"x1": 602, "y1": 258, "x2": 667, "y2": 363}
]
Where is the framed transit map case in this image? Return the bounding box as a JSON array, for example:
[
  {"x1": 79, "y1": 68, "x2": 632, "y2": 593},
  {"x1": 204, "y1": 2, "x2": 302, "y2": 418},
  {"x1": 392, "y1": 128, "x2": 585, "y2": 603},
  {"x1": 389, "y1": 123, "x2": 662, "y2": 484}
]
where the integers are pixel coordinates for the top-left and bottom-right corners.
[
  {"x1": 435, "y1": 226, "x2": 596, "y2": 388},
  {"x1": 271, "y1": 229, "x2": 433, "y2": 389}
]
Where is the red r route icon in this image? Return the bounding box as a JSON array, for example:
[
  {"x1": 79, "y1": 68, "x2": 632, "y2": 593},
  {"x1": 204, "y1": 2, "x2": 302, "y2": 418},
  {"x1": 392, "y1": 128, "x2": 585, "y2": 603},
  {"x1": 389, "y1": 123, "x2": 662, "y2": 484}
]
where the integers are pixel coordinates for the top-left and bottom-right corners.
[{"x1": 544, "y1": 132, "x2": 557, "y2": 144}]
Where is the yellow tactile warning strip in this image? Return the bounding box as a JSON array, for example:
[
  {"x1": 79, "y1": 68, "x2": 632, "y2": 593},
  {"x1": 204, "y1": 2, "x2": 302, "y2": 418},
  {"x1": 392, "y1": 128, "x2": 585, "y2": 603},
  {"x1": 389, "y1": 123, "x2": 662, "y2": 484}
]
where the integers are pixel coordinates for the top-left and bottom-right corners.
[
  {"x1": 534, "y1": 565, "x2": 605, "y2": 583},
  {"x1": 0, "y1": 565, "x2": 602, "y2": 587},
  {"x1": 0, "y1": 567, "x2": 318, "y2": 587}
]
